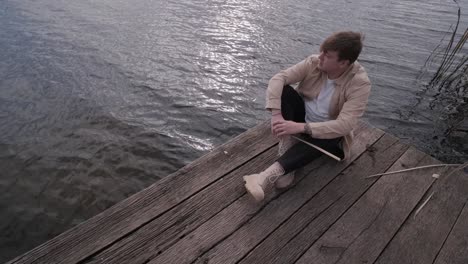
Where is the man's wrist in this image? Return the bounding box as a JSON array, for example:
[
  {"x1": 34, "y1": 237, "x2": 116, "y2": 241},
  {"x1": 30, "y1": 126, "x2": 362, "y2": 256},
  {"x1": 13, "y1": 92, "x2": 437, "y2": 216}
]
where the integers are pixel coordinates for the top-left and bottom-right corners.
[
  {"x1": 303, "y1": 123, "x2": 312, "y2": 135},
  {"x1": 271, "y1": 109, "x2": 281, "y2": 116}
]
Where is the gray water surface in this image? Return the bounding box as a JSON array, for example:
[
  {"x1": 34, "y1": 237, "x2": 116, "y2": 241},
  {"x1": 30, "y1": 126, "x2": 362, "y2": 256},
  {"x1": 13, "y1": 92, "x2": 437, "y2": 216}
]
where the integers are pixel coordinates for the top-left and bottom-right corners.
[{"x1": 1, "y1": 0, "x2": 467, "y2": 261}]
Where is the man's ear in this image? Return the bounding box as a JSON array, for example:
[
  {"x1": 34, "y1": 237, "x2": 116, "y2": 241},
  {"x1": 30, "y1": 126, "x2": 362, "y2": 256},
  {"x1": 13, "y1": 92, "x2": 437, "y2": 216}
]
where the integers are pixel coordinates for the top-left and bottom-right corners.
[{"x1": 339, "y1": 59, "x2": 350, "y2": 69}]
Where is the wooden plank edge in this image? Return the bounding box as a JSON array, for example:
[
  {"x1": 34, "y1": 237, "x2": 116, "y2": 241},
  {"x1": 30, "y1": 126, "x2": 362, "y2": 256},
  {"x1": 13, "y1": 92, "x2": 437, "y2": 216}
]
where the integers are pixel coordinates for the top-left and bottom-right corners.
[{"x1": 6, "y1": 121, "x2": 276, "y2": 264}]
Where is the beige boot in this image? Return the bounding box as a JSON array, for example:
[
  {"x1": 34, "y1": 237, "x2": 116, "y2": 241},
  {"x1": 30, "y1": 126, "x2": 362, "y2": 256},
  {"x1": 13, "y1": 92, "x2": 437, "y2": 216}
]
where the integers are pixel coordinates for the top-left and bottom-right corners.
[
  {"x1": 275, "y1": 173, "x2": 295, "y2": 189},
  {"x1": 275, "y1": 135, "x2": 297, "y2": 189},
  {"x1": 243, "y1": 162, "x2": 285, "y2": 202}
]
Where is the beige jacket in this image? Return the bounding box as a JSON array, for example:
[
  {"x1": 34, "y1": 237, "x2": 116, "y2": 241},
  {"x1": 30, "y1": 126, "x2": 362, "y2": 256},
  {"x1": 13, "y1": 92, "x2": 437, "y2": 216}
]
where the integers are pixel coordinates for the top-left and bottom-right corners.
[{"x1": 266, "y1": 54, "x2": 371, "y2": 160}]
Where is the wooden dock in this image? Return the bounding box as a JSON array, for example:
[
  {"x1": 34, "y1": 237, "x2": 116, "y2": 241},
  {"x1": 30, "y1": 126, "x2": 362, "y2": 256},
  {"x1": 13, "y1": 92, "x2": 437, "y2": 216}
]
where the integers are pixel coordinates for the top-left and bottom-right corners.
[{"x1": 7, "y1": 121, "x2": 468, "y2": 264}]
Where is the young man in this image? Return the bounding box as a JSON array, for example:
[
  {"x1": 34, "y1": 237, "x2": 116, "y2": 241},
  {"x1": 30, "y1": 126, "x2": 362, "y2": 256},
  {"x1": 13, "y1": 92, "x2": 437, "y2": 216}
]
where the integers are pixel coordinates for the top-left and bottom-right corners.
[{"x1": 243, "y1": 31, "x2": 371, "y2": 202}]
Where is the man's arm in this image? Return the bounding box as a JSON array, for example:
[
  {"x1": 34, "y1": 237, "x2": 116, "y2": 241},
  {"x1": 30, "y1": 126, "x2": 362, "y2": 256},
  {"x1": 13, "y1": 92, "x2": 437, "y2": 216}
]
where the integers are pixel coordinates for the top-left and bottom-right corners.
[
  {"x1": 265, "y1": 57, "x2": 311, "y2": 111},
  {"x1": 272, "y1": 119, "x2": 306, "y2": 136}
]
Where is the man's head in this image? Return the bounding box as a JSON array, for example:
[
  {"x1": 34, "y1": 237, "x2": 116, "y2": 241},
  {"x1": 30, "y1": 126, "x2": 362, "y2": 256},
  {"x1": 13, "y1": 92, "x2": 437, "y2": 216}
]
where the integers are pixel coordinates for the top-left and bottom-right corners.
[{"x1": 317, "y1": 31, "x2": 364, "y2": 76}]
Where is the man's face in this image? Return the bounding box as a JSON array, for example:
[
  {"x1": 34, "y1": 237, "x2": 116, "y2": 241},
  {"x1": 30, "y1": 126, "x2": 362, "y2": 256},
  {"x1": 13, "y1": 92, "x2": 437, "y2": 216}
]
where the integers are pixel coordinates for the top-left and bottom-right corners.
[{"x1": 317, "y1": 50, "x2": 349, "y2": 73}]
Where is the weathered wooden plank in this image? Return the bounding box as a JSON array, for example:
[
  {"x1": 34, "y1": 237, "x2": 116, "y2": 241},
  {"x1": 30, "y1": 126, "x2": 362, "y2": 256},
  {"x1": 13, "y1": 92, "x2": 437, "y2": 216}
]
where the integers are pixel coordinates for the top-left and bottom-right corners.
[
  {"x1": 295, "y1": 147, "x2": 443, "y2": 264},
  {"x1": 88, "y1": 124, "x2": 381, "y2": 264},
  {"x1": 82, "y1": 145, "x2": 279, "y2": 264},
  {"x1": 7, "y1": 121, "x2": 276, "y2": 264},
  {"x1": 148, "y1": 123, "x2": 387, "y2": 264},
  {"x1": 190, "y1": 122, "x2": 384, "y2": 264},
  {"x1": 375, "y1": 168, "x2": 468, "y2": 264},
  {"x1": 240, "y1": 133, "x2": 409, "y2": 264},
  {"x1": 433, "y1": 200, "x2": 468, "y2": 264}
]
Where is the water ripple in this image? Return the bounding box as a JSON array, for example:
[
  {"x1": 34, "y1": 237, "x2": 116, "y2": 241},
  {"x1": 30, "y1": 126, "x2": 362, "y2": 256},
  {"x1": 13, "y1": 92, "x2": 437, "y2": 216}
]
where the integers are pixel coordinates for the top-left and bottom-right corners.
[{"x1": 0, "y1": 0, "x2": 467, "y2": 261}]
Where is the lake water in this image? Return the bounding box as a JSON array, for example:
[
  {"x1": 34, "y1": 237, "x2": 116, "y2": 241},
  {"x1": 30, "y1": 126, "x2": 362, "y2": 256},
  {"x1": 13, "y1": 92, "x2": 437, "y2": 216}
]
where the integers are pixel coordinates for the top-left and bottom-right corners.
[{"x1": 0, "y1": 0, "x2": 467, "y2": 261}]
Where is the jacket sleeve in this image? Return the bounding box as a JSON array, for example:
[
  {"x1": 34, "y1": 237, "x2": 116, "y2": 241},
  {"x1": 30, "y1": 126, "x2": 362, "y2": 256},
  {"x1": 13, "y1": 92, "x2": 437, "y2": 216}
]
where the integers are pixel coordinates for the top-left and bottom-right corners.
[
  {"x1": 265, "y1": 57, "x2": 311, "y2": 110},
  {"x1": 306, "y1": 81, "x2": 371, "y2": 138}
]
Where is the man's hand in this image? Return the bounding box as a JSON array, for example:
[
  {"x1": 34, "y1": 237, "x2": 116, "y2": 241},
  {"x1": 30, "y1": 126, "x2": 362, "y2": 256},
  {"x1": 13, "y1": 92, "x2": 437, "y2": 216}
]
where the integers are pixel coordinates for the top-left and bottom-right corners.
[
  {"x1": 271, "y1": 113, "x2": 285, "y2": 136},
  {"x1": 272, "y1": 120, "x2": 304, "y2": 136}
]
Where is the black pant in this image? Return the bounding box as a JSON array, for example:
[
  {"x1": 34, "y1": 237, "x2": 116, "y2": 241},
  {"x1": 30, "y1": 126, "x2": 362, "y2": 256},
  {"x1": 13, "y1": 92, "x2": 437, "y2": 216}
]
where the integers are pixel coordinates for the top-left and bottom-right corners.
[{"x1": 276, "y1": 85, "x2": 344, "y2": 174}]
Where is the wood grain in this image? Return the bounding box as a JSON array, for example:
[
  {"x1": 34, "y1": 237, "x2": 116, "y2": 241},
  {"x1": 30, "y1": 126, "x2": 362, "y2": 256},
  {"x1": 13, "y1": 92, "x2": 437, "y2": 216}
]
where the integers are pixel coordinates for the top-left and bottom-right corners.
[
  {"x1": 243, "y1": 133, "x2": 409, "y2": 264},
  {"x1": 191, "y1": 122, "x2": 384, "y2": 264},
  {"x1": 7, "y1": 121, "x2": 276, "y2": 264},
  {"x1": 295, "y1": 147, "x2": 443, "y2": 264},
  {"x1": 433, "y1": 200, "x2": 468, "y2": 264},
  {"x1": 375, "y1": 168, "x2": 468, "y2": 264},
  {"x1": 83, "y1": 145, "x2": 279, "y2": 264}
]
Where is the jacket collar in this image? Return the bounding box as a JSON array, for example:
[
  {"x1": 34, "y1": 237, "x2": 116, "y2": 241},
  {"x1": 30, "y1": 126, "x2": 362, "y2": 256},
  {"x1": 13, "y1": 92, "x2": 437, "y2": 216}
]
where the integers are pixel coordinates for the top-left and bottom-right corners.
[{"x1": 333, "y1": 61, "x2": 360, "y2": 86}]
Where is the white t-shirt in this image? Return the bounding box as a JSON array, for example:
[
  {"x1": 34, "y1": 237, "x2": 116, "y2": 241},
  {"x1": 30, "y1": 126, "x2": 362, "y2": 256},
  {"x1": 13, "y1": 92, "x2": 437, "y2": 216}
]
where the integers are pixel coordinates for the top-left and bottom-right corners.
[{"x1": 304, "y1": 78, "x2": 335, "y2": 123}]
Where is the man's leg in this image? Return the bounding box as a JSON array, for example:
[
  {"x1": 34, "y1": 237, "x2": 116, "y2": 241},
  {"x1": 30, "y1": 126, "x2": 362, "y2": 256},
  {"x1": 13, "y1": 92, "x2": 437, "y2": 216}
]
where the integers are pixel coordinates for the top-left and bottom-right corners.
[
  {"x1": 278, "y1": 136, "x2": 344, "y2": 174},
  {"x1": 243, "y1": 85, "x2": 306, "y2": 201},
  {"x1": 275, "y1": 85, "x2": 306, "y2": 188},
  {"x1": 278, "y1": 85, "x2": 306, "y2": 154},
  {"x1": 281, "y1": 85, "x2": 305, "y2": 122},
  {"x1": 243, "y1": 135, "x2": 344, "y2": 201},
  {"x1": 242, "y1": 161, "x2": 285, "y2": 202}
]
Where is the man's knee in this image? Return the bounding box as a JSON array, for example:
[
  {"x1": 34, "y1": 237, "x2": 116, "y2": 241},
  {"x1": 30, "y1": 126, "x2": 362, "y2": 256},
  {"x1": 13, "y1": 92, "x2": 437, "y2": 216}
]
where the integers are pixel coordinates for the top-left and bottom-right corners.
[{"x1": 281, "y1": 85, "x2": 296, "y2": 100}]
